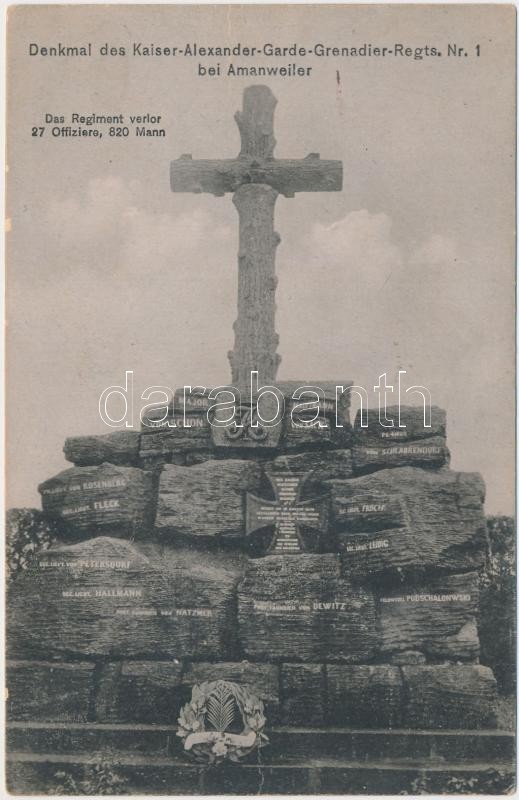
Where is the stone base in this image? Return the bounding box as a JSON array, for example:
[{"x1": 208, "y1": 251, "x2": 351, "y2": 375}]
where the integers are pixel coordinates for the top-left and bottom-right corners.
[{"x1": 6, "y1": 722, "x2": 515, "y2": 795}]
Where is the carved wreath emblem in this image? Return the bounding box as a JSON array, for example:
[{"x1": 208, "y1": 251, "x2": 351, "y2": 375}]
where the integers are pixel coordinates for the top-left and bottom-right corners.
[
  {"x1": 177, "y1": 680, "x2": 268, "y2": 763},
  {"x1": 224, "y1": 406, "x2": 269, "y2": 441}
]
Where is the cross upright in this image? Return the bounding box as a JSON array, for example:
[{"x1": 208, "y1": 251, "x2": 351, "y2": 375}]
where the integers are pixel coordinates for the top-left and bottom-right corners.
[
  {"x1": 246, "y1": 472, "x2": 329, "y2": 554},
  {"x1": 171, "y1": 86, "x2": 343, "y2": 386}
]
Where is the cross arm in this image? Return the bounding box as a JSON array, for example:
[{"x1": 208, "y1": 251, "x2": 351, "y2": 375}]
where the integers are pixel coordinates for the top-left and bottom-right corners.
[
  {"x1": 293, "y1": 495, "x2": 329, "y2": 531},
  {"x1": 171, "y1": 153, "x2": 343, "y2": 198},
  {"x1": 245, "y1": 494, "x2": 277, "y2": 537}
]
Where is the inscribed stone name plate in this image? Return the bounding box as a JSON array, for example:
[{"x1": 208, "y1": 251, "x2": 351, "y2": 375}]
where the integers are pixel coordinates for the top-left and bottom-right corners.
[
  {"x1": 38, "y1": 463, "x2": 155, "y2": 538},
  {"x1": 156, "y1": 459, "x2": 262, "y2": 539},
  {"x1": 352, "y1": 405, "x2": 449, "y2": 473},
  {"x1": 379, "y1": 571, "x2": 480, "y2": 662},
  {"x1": 7, "y1": 537, "x2": 240, "y2": 660},
  {"x1": 237, "y1": 554, "x2": 377, "y2": 662},
  {"x1": 328, "y1": 467, "x2": 487, "y2": 579}
]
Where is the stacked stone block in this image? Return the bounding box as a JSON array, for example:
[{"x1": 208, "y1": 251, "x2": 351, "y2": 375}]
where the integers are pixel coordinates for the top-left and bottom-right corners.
[{"x1": 7, "y1": 392, "x2": 497, "y2": 734}]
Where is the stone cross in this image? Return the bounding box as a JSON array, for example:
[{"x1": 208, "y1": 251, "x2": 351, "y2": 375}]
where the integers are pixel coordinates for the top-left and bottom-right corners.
[
  {"x1": 171, "y1": 86, "x2": 343, "y2": 386},
  {"x1": 246, "y1": 472, "x2": 329, "y2": 554}
]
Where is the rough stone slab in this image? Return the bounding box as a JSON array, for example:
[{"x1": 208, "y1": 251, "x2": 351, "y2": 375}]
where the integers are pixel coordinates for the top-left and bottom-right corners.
[
  {"x1": 139, "y1": 419, "x2": 212, "y2": 458},
  {"x1": 352, "y1": 436, "x2": 449, "y2": 474},
  {"x1": 283, "y1": 418, "x2": 334, "y2": 450},
  {"x1": 237, "y1": 555, "x2": 377, "y2": 663},
  {"x1": 6, "y1": 660, "x2": 95, "y2": 722},
  {"x1": 281, "y1": 380, "x2": 352, "y2": 419},
  {"x1": 7, "y1": 537, "x2": 242, "y2": 661},
  {"x1": 38, "y1": 463, "x2": 156, "y2": 539},
  {"x1": 280, "y1": 664, "x2": 325, "y2": 726},
  {"x1": 326, "y1": 666, "x2": 403, "y2": 728},
  {"x1": 63, "y1": 432, "x2": 141, "y2": 467},
  {"x1": 330, "y1": 467, "x2": 486, "y2": 579},
  {"x1": 156, "y1": 459, "x2": 261, "y2": 539},
  {"x1": 96, "y1": 661, "x2": 185, "y2": 724},
  {"x1": 183, "y1": 661, "x2": 280, "y2": 724},
  {"x1": 271, "y1": 450, "x2": 353, "y2": 490},
  {"x1": 401, "y1": 665, "x2": 497, "y2": 729},
  {"x1": 379, "y1": 572, "x2": 480, "y2": 661},
  {"x1": 352, "y1": 406, "x2": 448, "y2": 472}
]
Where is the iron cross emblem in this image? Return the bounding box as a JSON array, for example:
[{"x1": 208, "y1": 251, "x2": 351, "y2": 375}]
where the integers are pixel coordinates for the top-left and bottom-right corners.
[{"x1": 246, "y1": 471, "x2": 329, "y2": 554}]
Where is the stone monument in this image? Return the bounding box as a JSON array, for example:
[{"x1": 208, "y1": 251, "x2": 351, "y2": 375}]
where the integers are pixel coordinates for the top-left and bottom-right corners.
[{"x1": 6, "y1": 86, "x2": 513, "y2": 795}]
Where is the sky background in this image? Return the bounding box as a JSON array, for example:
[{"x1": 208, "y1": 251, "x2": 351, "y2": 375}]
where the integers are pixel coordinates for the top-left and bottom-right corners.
[{"x1": 7, "y1": 5, "x2": 515, "y2": 513}]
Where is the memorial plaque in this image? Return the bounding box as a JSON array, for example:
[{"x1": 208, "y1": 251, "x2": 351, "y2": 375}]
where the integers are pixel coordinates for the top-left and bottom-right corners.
[
  {"x1": 237, "y1": 555, "x2": 377, "y2": 662},
  {"x1": 246, "y1": 471, "x2": 329, "y2": 554},
  {"x1": 156, "y1": 459, "x2": 261, "y2": 539},
  {"x1": 329, "y1": 467, "x2": 487, "y2": 579},
  {"x1": 379, "y1": 572, "x2": 480, "y2": 662},
  {"x1": 38, "y1": 463, "x2": 156, "y2": 539},
  {"x1": 7, "y1": 537, "x2": 241, "y2": 661}
]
